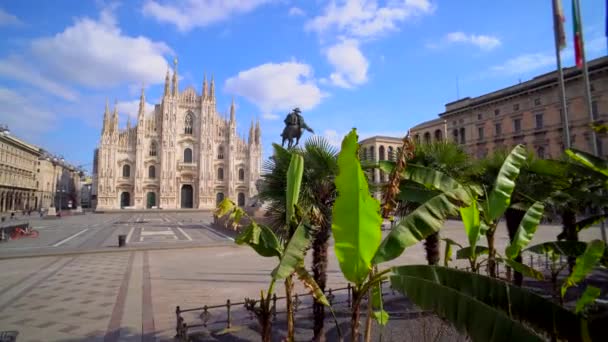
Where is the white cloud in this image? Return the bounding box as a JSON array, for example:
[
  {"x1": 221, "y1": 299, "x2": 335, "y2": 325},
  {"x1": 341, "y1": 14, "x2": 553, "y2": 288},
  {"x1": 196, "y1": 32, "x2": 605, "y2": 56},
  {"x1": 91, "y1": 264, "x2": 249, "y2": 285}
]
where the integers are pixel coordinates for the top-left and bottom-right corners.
[
  {"x1": 116, "y1": 99, "x2": 155, "y2": 119},
  {"x1": 143, "y1": 0, "x2": 271, "y2": 32},
  {"x1": 0, "y1": 7, "x2": 171, "y2": 98},
  {"x1": 263, "y1": 113, "x2": 280, "y2": 120},
  {"x1": 444, "y1": 31, "x2": 501, "y2": 50},
  {"x1": 325, "y1": 39, "x2": 369, "y2": 88},
  {"x1": 288, "y1": 7, "x2": 305, "y2": 17},
  {"x1": 0, "y1": 8, "x2": 22, "y2": 27},
  {"x1": 490, "y1": 53, "x2": 555, "y2": 75},
  {"x1": 305, "y1": 0, "x2": 434, "y2": 39},
  {"x1": 0, "y1": 56, "x2": 78, "y2": 101},
  {"x1": 0, "y1": 87, "x2": 56, "y2": 137},
  {"x1": 225, "y1": 61, "x2": 324, "y2": 120}
]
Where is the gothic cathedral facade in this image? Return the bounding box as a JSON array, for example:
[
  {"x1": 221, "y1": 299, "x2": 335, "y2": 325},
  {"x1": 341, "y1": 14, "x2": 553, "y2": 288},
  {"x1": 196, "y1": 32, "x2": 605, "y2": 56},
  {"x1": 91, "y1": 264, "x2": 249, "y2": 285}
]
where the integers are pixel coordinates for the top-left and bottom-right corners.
[{"x1": 95, "y1": 62, "x2": 262, "y2": 210}]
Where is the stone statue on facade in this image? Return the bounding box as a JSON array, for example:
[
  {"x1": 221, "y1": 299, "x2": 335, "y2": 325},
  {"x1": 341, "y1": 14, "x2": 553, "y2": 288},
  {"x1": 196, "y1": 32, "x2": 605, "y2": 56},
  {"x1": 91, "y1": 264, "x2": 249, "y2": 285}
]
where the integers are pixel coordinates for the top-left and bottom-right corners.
[{"x1": 281, "y1": 107, "x2": 314, "y2": 148}]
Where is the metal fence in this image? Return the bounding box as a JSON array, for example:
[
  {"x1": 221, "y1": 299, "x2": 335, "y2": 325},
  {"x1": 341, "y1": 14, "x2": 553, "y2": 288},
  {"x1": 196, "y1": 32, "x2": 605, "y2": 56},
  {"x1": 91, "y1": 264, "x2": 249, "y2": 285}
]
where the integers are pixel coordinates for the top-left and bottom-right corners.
[{"x1": 174, "y1": 251, "x2": 567, "y2": 340}]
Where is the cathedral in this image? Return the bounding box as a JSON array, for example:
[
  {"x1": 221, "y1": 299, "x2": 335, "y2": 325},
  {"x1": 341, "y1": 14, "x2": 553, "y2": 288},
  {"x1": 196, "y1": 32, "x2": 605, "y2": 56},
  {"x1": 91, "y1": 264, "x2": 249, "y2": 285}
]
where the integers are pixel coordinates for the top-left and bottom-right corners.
[{"x1": 94, "y1": 60, "x2": 262, "y2": 210}]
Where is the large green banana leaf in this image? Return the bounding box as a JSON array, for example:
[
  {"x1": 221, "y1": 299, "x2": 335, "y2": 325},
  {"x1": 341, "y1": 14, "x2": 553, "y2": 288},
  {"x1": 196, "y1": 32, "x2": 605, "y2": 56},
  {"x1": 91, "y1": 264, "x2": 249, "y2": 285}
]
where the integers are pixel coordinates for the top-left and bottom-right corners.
[
  {"x1": 373, "y1": 187, "x2": 469, "y2": 264},
  {"x1": 286, "y1": 153, "x2": 304, "y2": 223},
  {"x1": 397, "y1": 180, "x2": 440, "y2": 203},
  {"x1": 499, "y1": 258, "x2": 544, "y2": 280},
  {"x1": 574, "y1": 214, "x2": 608, "y2": 232},
  {"x1": 332, "y1": 129, "x2": 382, "y2": 285},
  {"x1": 442, "y1": 238, "x2": 462, "y2": 267},
  {"x1": 235, "y1": 222, "x2": 283, "y2": 258},
  {"x1": 391, "y1": 265, "x2": 589, "y2": 342},
  {"x1": 561, "y1": 240, "x2": 606, "y2": 297},
  {"x1": 566, "y1": 148, "x2": 608, "y2": 178},
  {"x1": 486, "y1": 145, "x2": 527, "y2": 222},
  {"x1": 405, "y1": 164, "x2": 469, "y2": 195},
  {"x1": 525, "y1": 241, "x2": 588, "y2": 257},
  {"x1": 576, "y1": 285, "x2": 601, "y2": 314},
  {"x1": 271, "y1": 223, "x2": 312, "y2": 279},
  {"x1": 456, "y1": 246, "x2": 489, "y2": 259},
  {"x1": 294, "y1": 264, "x2": 330, "y2": 306},
  {"x1": 505, "y1": 201, "x2": 545, "y2": 259},
  {"x1": 460, "y1": 200, "x2": 481, "y2": 258}
]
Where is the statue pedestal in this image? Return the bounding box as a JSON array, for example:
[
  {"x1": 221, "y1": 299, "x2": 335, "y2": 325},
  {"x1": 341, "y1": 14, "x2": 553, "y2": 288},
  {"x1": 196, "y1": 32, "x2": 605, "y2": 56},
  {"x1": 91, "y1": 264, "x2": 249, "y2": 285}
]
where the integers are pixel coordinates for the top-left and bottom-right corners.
[
  {"x1": 47, "y1": 207, "x2": 56, "y2": 216},
  {"x1": 74, "y1": 206, "x2": 83, "y2": 213}
]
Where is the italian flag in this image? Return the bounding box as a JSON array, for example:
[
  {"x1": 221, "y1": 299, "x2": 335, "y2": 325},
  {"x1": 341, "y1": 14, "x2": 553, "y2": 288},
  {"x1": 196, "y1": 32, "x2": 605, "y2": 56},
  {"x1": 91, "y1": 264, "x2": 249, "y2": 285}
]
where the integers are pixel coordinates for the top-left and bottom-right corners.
[{"x1": 572, "y1": 0, "x2": 584, "y2": 68}]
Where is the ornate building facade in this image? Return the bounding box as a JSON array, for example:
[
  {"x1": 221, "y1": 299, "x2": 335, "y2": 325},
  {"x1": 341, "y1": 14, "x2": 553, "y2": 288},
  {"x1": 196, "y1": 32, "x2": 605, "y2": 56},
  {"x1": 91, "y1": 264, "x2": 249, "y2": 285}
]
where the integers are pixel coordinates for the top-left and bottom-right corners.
[{"x1": 94, "y1": 62, "x2": 262, "y2": 210}]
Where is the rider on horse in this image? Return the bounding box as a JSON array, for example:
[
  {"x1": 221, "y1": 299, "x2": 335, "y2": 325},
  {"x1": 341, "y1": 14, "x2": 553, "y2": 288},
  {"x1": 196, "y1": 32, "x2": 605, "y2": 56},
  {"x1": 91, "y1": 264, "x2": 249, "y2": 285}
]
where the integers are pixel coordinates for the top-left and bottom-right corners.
[{"x1": 281, "y1": 107, "x2": 314, "y2": 148}]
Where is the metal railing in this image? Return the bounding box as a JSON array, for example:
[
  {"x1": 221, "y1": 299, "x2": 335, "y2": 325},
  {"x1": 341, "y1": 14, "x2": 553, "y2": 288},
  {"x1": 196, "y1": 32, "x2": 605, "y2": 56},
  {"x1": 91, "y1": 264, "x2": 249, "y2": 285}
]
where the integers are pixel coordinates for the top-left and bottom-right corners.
[{"x1": 174, "y1": 252, "x2": 568, "y2": 340}]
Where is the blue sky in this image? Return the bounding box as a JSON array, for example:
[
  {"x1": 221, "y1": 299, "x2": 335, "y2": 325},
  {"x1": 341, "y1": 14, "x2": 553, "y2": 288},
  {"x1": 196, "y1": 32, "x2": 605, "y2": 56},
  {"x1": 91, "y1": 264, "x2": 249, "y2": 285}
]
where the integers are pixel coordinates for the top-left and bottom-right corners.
[{"x1": 0, "y1": 0, "x2": 605, "y2": 172}]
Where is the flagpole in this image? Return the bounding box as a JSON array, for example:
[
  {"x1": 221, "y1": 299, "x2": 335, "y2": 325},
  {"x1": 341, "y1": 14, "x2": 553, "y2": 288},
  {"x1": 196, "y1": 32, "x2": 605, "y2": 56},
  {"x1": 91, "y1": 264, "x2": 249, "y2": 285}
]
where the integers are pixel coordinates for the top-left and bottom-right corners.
[
  {"x1": 574, "y1": 0, "x2": 606, "y2": 243},
  {"x1": 575, "y1": 0, "x2": 598, "y2": 155},
  {"x1": 553, "y1": 0, "x2": 571, "y2": 149}
]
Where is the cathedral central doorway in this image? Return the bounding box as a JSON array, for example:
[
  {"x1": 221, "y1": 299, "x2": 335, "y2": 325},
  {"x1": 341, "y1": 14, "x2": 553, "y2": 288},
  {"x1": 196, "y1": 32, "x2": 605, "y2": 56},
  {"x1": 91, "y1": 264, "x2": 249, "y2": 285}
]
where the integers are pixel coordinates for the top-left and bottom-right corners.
[
  {"x1": 120, "y1": 192, "x2": 130, "y2": 208},
  {"x1": 146, "y1": 192, "x2": 156, "y2": 209},
  {"x1": 181, "y1": 185, "x2": 193, "y2": 209}
]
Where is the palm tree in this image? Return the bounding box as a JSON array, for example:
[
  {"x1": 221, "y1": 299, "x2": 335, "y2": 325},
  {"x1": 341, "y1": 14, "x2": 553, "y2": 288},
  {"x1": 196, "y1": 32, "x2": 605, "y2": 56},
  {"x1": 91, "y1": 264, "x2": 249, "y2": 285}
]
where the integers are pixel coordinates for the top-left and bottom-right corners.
[
  {"x1": 258, "y1": 137, "x2": 338, "y2": 342},
  {"x1": 402, "y1": 141, "x2": 470, "y2": 265}
]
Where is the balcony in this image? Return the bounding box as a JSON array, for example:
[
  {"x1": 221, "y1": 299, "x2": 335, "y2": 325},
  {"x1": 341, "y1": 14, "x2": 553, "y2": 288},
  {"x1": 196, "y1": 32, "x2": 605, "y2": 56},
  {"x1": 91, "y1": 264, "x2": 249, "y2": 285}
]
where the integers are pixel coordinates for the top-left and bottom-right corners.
[{"x1": 178, "y1": 162, "x2": 197, "y2": 172}]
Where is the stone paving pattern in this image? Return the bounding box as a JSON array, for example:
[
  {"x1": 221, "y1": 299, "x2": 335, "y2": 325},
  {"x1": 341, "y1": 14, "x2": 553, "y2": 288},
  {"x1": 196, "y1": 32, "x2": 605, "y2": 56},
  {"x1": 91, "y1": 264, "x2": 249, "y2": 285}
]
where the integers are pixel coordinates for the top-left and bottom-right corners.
[{"x1": 0, "y1": 212, "x2": 605, "y2": 341}]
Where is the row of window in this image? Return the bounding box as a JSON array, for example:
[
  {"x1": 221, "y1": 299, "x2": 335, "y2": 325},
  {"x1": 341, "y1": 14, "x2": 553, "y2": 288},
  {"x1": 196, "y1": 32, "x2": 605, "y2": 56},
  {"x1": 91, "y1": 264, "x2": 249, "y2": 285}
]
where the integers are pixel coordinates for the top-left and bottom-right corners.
[
  {"x1": 149, "y1": 144, "x2": 227, "y2": 161},
  {"x1": 475, "y1": 99, "x2": 542, "y2": 121},
  {"x1": 360, "y1": 145, "x2": 399, "y2": 161},
  {"x1": 121, "y1": 164, "x2": 247, "y2": 181}
]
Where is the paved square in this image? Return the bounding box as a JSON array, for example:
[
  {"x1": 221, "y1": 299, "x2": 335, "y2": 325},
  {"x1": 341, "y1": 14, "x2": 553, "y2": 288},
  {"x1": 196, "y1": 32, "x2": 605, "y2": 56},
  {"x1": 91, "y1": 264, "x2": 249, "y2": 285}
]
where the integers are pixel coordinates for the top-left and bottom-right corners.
[{"x1": 0, "y1": 212, "x2": 604, "y2": 341}]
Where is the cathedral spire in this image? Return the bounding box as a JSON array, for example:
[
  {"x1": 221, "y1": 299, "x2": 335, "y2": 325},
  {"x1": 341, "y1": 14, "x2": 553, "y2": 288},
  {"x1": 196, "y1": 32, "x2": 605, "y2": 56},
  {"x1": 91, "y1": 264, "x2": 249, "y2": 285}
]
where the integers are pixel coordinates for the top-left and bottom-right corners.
[
  {"x1": 164, "y1": 68, "x2": 170, "y2": 97},
  {"x1": 230, "y1": 97, "x2": 236, "y2": 124},
  {"x1": 138, "y1": 86, "x2": 146, "y2": 122},
  {"x1": 171, "y1": 57, "x2": 178, "y2": 97},
  {"x1": 102, "y1": 98, "x2": 110, "y2": 134},
  {"x1": 255, "y1": 118, "x2": 261, "y2": 145},
  {"x1": 248, "y1": 119, "x2": 254, "y2": 145},
  {"x1": 210, "y1": 74, "x2": 215, "y2": 100},
  {"x1": 202, "y1": 73, "x2": 208, "y2": 100},
  {"x1": 126, "y1": 116, "x2": 131, "y2": 130},
  {"x1": 112, "y1": 100, "x2": 119, "y2": 133}
]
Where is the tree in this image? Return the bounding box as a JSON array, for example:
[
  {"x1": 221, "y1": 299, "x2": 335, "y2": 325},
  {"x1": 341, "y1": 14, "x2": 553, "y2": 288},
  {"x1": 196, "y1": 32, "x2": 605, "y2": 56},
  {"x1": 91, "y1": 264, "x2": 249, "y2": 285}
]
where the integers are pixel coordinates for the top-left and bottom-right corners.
[
  {"x1": 258, "y1": 138, "x2": 339, "y2": 341},
  {"x1": 217, "y1": 153, "x2": 333, "y2": 342},
  {"x1": 406, "y1": 142, "x2": 470, "y2": 265}
]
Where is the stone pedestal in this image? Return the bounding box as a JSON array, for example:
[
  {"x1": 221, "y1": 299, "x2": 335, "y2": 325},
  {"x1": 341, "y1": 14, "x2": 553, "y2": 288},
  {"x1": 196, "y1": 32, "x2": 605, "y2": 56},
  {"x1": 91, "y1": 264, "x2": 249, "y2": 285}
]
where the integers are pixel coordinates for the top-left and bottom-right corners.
[
  {"x1": 74, "y1": 206, "x2": 83, "y2": 213},
  {"x1": 47, "y1": 207, "x2": 56, "y2": 216}
]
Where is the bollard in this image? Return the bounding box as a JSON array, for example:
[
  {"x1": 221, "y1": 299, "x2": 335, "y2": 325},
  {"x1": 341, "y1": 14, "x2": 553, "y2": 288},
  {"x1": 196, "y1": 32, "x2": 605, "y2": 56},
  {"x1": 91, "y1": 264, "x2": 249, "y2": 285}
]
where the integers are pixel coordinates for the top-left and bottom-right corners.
[
  {"x1": 118, "y1": 234, "x2": 126, "y2": 247},
  {"x1": 272, "y1": 293, "x2": 277, "y2": 319},
  {"x1": 226, "y1": 299, "x2": 231, "y2": 329}
]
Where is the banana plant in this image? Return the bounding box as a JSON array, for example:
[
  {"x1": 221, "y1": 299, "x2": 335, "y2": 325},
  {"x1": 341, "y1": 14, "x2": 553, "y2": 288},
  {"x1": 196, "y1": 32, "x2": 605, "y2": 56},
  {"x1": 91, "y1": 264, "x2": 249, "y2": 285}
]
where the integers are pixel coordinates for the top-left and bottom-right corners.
[
  {"x1": 332, "y1": 129, "x2": 475, "y2": 341},
  {"x1": 390, "y1": 265, "x2": 594, "y2": 342},
  {"x1": 332, "y1": 129, "x2": 389, "y2": 341},
  {"x1": 216, "y1": 154, "x2": 335, "y2": 342}
]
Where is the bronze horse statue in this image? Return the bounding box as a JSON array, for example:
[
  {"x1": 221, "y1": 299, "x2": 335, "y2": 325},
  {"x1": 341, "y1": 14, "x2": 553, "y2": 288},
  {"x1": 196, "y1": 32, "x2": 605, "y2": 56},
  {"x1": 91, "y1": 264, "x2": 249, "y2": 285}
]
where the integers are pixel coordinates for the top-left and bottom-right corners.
[{"x1": 281, "y1": 108, "x2": 314, "y2": 148}]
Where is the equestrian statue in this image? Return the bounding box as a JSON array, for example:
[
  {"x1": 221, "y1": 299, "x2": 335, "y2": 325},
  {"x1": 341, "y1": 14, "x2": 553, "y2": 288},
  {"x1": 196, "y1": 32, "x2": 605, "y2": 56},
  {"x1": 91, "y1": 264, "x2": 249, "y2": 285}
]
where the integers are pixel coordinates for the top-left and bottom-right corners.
[{"x1": 281, "y1": 107, "x2": 314, "y2": 148}]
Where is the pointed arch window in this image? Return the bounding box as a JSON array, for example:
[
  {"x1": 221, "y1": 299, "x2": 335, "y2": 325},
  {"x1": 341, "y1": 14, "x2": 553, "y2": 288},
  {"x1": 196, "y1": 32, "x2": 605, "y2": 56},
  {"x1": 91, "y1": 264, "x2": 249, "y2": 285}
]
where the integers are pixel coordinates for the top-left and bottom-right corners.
[
  {"x1": 217, "y1": 145, "x2": 224, "y2": 159},
  {"x1": 184, "y1": 148, "x2": 193, "y2": 163},
  {"x1": 148, "y1": 165, "x2": 156, "y2": 179},
  {"x1": 122, "y1": 164, "x2": 130, "y2": 178},
  {"x1": 238, "y1": 168, "x2": 245, "y2": 181},
  {"x1": 184, "y1": 112, "x2": 193, "y2": 134},
  {"x1": 217, "y1": 167, "x2": 224, "y2": 181},
  {"x1": 149, "y1": 141, "x2": 157, "y2": 156}
]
